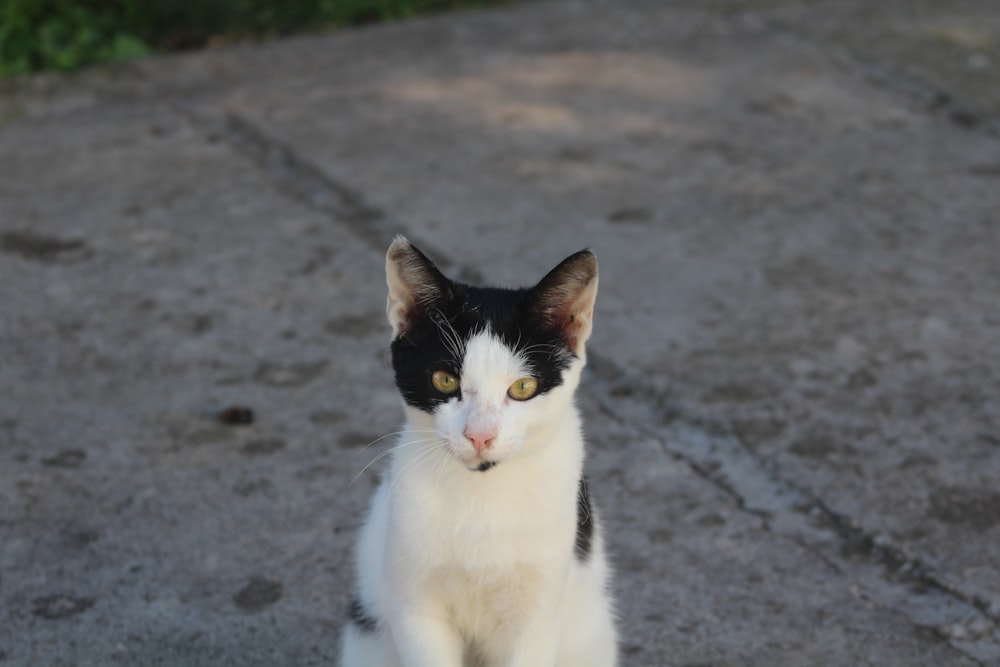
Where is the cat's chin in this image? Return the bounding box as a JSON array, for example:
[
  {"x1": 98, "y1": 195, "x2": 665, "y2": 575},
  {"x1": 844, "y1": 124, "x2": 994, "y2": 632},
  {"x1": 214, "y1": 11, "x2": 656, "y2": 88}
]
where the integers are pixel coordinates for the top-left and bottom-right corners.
[
  {"x1": 457, "y1": 454, "x2": 498, "y2": 472},
  {"x1": 445, "y1": 444, "x2": 499, "y2": 472}
]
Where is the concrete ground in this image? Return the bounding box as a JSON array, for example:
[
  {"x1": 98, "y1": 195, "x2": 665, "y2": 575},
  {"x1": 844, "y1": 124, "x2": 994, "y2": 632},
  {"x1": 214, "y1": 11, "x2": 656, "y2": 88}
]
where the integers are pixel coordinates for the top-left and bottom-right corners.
[{"x1": 2, "y1": 0, "x2": 999, "y2": 665}]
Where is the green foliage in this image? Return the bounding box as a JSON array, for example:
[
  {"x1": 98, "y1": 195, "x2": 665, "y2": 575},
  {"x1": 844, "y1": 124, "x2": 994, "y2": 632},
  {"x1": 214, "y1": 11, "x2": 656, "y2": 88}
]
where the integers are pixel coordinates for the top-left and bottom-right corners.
[
  {"x1": 0, "y1": 0, "x2": 504, "y2": 74},
  {"x1": 0, "y1": 1, "x2": 148, "y2": 74}
]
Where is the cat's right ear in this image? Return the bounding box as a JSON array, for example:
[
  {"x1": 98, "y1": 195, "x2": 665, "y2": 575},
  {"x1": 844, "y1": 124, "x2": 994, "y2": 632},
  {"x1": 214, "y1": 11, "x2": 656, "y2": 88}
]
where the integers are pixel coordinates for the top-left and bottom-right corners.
[
  {"x1": 528, "y1": 249, "x2": 599, "y2": 356},
  {"x1": 385, "y1": 236, "x2": 453, "y2": 338}
]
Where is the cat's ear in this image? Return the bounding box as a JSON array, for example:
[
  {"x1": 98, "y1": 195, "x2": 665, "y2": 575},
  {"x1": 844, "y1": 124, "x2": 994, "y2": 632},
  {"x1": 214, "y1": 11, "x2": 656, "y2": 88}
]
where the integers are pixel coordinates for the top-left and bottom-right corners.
[
  {"x1": 529, "y1": 249, "x2": 599, "y2": 356},
  {"x1": 385, "y1": 236, "x2": 453, "y2": 338}
]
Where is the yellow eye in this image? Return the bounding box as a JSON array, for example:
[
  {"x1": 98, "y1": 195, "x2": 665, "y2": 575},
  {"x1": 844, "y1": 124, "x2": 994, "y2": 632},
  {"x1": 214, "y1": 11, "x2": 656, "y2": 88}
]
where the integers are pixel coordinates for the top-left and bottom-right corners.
[
  {"x1": 431, "y1": 370, "x2": 460, "y2": 394},
  {"x1": 507, "y1": 377, "x2": 539, "y2": 401}
]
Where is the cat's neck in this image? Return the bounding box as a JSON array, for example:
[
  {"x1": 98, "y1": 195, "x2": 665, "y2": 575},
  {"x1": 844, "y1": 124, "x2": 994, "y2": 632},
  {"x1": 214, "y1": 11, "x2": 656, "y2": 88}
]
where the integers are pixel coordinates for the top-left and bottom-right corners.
[{"x1": 383, "y1": 410, "x2": 585, "y2": 569}]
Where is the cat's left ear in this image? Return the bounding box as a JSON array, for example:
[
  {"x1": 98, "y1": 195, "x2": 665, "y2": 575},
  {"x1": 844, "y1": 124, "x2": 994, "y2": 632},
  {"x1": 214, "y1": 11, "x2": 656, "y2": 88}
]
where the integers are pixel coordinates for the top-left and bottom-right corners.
[
  {"x1": 528, "y1": 249, "x2": 599, "y2": 356},
  {"x1": 385, "y1": 236, "x2": 453, "y2": 338}
]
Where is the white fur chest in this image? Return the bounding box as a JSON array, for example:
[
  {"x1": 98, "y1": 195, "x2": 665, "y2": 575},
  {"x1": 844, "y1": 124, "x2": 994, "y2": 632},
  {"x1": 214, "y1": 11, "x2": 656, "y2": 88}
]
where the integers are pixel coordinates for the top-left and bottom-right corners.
[
  {"x1": 387, "y1": 462, "x2": 576, "y2": 650},
  {"x1": 387, "y1": 447, "x2": 579, "y2": 575}
]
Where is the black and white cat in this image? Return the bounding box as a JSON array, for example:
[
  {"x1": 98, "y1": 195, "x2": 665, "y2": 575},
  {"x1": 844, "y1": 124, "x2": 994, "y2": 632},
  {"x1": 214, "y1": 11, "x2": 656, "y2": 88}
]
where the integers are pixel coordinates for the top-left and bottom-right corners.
[{"x1": 340, "y1": 237, "x2": 617, "y2": 667}]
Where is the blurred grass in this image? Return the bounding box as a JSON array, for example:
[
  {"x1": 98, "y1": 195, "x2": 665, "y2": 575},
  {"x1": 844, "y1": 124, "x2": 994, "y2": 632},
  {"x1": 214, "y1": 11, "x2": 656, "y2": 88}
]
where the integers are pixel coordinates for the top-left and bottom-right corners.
[{"x1": 0, "y1": 0, "x2": 508, "y2": 75}]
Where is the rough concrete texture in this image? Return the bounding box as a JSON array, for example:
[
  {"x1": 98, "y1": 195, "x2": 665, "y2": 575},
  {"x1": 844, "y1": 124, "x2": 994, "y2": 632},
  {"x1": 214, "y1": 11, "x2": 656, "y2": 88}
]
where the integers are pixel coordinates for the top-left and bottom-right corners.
[{"x1": 1, "y1": 1, "x2": 999, "y2": 665}]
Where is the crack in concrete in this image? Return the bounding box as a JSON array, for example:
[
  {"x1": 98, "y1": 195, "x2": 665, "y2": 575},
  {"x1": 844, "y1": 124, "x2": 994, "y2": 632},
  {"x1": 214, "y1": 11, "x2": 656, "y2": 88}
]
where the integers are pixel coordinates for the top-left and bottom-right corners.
[
  {"x1": 219, "y1": 112, "x2": 390, "y2": 248},
  {"x1": 185, "y1": 107, "x2": 1000, "y2": 664},
  {"x1": 585, "y1": 355, "x2": 999, "y2": 665},
  {"x1": 180, "y1": 107, "x2": 484, "y2": 284}
]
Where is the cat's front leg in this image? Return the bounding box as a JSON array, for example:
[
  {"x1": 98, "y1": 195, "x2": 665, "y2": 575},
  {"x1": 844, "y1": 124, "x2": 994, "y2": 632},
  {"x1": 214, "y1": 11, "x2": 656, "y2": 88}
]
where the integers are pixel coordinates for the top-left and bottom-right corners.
[
  {"x1": 502, "y1": 595, "x2": 563, "y2": 667},
  {"x1": 390, "y1": 609, "x2": 464, "y2": 667}
]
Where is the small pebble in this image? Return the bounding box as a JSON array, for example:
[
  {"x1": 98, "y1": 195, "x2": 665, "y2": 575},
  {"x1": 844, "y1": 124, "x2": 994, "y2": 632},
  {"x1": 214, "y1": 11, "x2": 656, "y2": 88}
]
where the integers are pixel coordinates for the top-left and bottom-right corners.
[{"x1": 217, "y1": 406, "x2": 255, "y2": 425}]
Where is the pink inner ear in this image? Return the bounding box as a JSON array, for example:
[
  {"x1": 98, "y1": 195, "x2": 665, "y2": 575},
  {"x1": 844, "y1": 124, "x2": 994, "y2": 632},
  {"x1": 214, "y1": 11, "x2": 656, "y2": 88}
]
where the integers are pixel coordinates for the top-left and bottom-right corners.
[
  {"x1": 529, "y1": 249, "x2": 598, "y2": 353},
  {"x1": 544, "y1": 287, "x2": 596, "y2": 355},
  {"x1": 385, "y1": 237, "x2": 452, "y2": 337},
  {"x1": 558, "y1": 311, "x2": 579, "y2": 347}
]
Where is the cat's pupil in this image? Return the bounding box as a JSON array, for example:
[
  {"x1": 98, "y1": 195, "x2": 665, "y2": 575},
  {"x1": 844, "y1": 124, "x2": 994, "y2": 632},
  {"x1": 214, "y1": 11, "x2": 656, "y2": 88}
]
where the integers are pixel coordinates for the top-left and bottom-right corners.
[
  {"x1": 507, "y1": 376, "x2": 539, "y2": 401},
  {"x1": 431, "y1": 370, "x2": 459, "y2": 395}
]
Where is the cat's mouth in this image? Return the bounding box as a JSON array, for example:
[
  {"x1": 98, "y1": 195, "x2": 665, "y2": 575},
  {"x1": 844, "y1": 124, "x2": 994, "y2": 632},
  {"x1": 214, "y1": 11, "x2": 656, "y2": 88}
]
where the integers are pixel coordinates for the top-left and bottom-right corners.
[{"x1": 447, "y1": 441, "x2": 499, "y2": 472}]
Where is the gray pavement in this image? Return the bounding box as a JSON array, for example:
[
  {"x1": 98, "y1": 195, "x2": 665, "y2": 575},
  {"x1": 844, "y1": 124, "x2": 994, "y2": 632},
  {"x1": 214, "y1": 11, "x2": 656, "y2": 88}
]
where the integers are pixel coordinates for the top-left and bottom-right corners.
[{"x1": 2, "y1": 1, "x2": 999, "y2": 665}]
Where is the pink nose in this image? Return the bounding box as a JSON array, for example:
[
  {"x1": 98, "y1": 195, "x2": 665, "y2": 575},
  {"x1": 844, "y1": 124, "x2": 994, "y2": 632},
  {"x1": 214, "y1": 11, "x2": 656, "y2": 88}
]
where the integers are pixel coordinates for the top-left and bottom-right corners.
[{"x1": 464, "y1": 427, "x2": 496, "y2": 455}]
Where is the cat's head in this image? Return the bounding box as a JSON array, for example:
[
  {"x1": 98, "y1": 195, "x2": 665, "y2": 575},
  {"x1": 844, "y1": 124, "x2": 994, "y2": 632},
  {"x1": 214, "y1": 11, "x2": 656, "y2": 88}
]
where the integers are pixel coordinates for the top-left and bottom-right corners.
[{"x1": 385, "y1": 236, "x2": 598, "y2": 472}]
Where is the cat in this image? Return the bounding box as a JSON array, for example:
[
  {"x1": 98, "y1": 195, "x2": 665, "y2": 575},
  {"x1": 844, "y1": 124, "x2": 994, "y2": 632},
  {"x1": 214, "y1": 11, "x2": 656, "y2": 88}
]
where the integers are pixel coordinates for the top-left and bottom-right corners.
[{"x1": 340, "y1": 236, "x2": 617, "y2": 667}]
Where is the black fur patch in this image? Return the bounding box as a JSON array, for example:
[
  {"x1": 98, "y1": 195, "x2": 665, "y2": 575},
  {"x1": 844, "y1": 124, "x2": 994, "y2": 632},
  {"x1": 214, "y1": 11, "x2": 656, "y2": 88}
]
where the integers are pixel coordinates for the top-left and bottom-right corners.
[
  {"x1": 574, "y1": 476, "x2": 594, "y2": 562},
  {"x1": 348, "y1": 597, "x2": 379, "y2": 633},
  {"x1": 391, "y1": 282, "x2": 574, "y2": 414},
  {"x1": 475, "y1": 461, "x2": 497, "y2": 472}
]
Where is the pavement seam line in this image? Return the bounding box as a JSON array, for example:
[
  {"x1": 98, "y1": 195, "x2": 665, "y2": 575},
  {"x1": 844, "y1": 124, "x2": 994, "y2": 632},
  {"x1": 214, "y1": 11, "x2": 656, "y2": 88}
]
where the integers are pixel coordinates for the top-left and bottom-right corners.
[
  {"x1": 588, "y1": 355, "x2": 1000, "y2": 664},
  {"x1": 177, "y1": 105, "x2": 483, "y2": 285},
  {"x1": 182, "y1": 107, "x2": 1000, "y2": 663}
]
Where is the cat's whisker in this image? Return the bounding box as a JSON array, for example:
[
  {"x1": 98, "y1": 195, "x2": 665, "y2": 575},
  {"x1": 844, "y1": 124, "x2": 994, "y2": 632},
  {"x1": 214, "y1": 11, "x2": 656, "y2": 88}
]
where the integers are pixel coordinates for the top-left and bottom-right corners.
[
  {"x1": 520, "y1": 347, "x2": 558, "y2": 357},
  {"x1": 433, "y1": 307, "x2": 467, "y2": 361},
  {"x1": 356, "y1": 427, "x2": 439, "y2": 449},
  {"x1": 517, "y1": 342, "x2": 569, "y2": 358},
  {"x1": 350, "y1": 438, "x2": 440, "y2": 486},
  {"x1": 438, "y1": 320, "x2": 465, "y2": 362},
  {"x1": 351, "y1": 425, "x2": 440, "y2": 454},
  {"x1": 373, "y1": 422, "x2": 438, "y2": 432},
  {"x1": 430, "y1": 450, "x2": 451, "y2": 481},
  {"x1": 355, "y1": 430, "x2": 414, "y2": 454},
  {"x1": 386, "y1": 443, "x2": 441, "y2": 500},
  {"x1": 351, "y1": 445, "x2": 438, "y2": 491},
  {"x1": 377, "y1": 425, "x2": 439, "y2": 435},
  {"x1": 442, "y1": 327, "x2": 463, "y2": 361}
]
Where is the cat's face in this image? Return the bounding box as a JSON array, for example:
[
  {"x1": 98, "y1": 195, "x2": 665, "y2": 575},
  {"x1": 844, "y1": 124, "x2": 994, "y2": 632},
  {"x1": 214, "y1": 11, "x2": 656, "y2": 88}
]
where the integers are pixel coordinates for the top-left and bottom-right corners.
[{"x1": 385, "y1": 237, "x2": 598, "y2": 472}]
